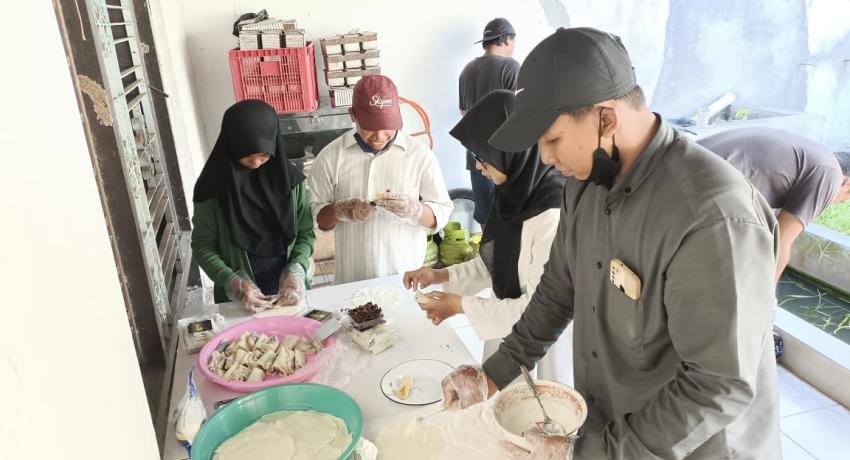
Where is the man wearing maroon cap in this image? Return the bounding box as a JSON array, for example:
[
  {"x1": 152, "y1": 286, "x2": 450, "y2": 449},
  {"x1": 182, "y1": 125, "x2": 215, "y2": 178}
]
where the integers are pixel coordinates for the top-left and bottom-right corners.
[{"x1": 307, "y1": 75, "x2": 453, "y2": 284}]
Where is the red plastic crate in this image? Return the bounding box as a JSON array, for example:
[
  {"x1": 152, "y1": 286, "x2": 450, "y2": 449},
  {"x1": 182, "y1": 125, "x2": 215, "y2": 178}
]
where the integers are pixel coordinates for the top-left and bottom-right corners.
[{"x1": 228, "y1": 43, "x2": 319, "y2": 114}]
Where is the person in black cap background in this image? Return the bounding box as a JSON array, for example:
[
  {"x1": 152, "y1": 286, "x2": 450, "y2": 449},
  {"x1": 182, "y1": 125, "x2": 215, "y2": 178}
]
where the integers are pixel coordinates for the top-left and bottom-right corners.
[
  {"x1": 441, "y1": 28, "x2": 780, "y2": 459},
  {"x1": 458, "y1": 17, "x2": 520, "y2": 228}
]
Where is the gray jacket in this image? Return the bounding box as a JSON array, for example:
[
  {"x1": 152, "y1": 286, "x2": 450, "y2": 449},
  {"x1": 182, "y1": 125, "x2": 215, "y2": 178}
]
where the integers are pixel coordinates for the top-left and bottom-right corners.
[{"x1": 483, "y1": 119, "x2": 781, "y2": 459}]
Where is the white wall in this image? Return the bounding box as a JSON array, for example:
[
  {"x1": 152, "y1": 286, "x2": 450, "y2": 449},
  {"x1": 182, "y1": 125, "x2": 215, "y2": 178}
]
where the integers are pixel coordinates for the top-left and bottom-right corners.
[
  {"x1": 146, "y1": 0, "x2": 675, "y2": 191},
  {"x1": 149, "y1": 0, "x2": 850, "y2": 192},
  {"x1": 146, "y1": 1, "x2": 560, "y2": 190},
  {"x1": 0, "y1": 2, "x2": 159, "y2": 459},
  {"x1": 147, "y1": 0, "x2": 210, "y2": 217},
  {"x1": 802, "y1": 0, "x2": 850, "y2": 150}
]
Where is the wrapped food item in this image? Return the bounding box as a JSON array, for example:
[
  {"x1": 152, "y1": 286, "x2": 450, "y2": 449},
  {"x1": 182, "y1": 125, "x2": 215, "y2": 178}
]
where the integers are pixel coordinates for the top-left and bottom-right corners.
[
  {"x1": 272, "y1": 346, "x2": 297, "y2": 375},
  {"x1": 256, "y1": 348, "x2": 277, "y2": 371},
  {"x1": 415, "y1": 291, "x2": 433, "y2": 304},
  {"x1": 209, "y1": 351, "x2": 227, "y2": 377},
  {"x1": 396, "y1": 376, "x2": 414, "y2": 400},
  {"x1": 281, "y1": 335, "x2": 301, "y2": 351},
  {"x1": 348, "y1": 323, "x2": 399, "y2": 354},
  {"x1": 294, "y1": 349, "x2": 307, "y2": 369},
  {"x1": 246, "y1": 367, "x2": 265, "y2": 382},
  {"x1": 208, "y1": 332, "x2": 320, "y2": 381},
  {"x1": 178, "y1": 309, "x2": 225, "y2": 353}
]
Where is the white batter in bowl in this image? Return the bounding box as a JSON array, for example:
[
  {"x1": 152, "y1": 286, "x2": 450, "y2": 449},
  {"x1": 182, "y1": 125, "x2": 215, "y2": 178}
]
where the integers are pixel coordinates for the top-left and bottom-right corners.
[{"x1": 492, "y1": 380, "x2": 587, "y2": 451}]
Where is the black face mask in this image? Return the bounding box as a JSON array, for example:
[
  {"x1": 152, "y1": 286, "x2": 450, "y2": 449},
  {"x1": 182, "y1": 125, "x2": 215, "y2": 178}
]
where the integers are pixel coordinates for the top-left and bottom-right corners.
[{"x1": 581, "y1": 110, "x2": 621, "y2": 189}]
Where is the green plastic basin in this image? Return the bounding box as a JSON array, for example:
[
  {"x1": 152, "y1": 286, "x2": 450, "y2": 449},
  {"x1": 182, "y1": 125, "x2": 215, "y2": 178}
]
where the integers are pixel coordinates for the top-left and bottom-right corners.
[{"x1": 190, "y1": 383, "x2": 363, "y2": 459}]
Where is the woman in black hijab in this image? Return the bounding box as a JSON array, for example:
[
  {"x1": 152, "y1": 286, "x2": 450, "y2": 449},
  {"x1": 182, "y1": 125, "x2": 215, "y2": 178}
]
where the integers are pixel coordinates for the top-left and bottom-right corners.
[
  {"x1": 191, "y1": 100, "x2": 315, "y2": 312},
  {"x1": 404, "y1": 90, "x2": 572, "y2": 382}
]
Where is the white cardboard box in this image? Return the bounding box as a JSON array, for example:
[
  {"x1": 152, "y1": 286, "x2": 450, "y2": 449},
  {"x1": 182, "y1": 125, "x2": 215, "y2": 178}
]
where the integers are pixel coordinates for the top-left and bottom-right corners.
[{"x1": 329, "y1": 87, "x2": 354, "y2": 107}]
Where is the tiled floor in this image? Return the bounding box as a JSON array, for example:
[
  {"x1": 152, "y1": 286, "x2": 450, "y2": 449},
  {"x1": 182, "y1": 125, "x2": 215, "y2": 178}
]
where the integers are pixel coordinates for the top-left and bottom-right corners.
[
  {"x1": 447, "y1": 319, "x2": 850, "y2": 460},
  {"x1": 778, "y1": 367, "x2": 850, "y2": 460}
]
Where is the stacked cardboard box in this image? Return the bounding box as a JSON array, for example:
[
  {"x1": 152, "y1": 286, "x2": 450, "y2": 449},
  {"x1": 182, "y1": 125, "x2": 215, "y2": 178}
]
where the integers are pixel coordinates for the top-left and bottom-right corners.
[
  {"x1": 320, "y1": 31, "x2": 381, "y2": 107},
  {"x1": 237, "y1": 17, "x2": 305, "y2": 49},
  {"x1": 238, "y1": 30, "x2": 261, "y2": 50}
]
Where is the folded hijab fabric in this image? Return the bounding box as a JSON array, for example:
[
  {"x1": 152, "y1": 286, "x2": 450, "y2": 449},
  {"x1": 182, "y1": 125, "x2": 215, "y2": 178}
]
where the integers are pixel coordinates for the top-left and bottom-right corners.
[
  {"x1": 450, "y1": 90, "x2": 565, "y2": 299},
  {"x1": 193, "y1": 99, "x2": 305, "y2": 257}
]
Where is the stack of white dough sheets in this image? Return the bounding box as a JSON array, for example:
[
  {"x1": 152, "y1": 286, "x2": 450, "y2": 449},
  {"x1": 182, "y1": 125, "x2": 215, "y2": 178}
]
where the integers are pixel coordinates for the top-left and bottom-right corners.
[{"x1": 214, "y1": 410, "x2": 351, "y2": 460}]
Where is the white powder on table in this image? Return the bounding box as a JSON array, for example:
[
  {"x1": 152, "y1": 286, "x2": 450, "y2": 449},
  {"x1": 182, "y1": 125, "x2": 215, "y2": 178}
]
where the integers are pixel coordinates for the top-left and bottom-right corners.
[{"x1": 375, "y1": 418, "x2": 446, "y2": 460}]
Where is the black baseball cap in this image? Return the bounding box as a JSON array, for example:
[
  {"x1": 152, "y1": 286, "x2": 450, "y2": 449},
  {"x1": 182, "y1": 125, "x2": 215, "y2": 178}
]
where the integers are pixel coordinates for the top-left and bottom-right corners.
[
  {"x1": 489, "y1": 27, "x2": 637, "y2": 152},
  {"x1": 474, "y1": 18, "x2": 516, "y2": 44}
]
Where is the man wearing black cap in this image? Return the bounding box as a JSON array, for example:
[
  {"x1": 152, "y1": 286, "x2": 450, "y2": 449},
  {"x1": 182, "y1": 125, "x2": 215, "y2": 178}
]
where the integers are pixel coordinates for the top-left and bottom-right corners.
[
  {"x1": 441, "y1": 28, "x2": 780, "y2": 459},
  {"x1": 458, "y1": 17, "x2": 520, "y2": 226}
]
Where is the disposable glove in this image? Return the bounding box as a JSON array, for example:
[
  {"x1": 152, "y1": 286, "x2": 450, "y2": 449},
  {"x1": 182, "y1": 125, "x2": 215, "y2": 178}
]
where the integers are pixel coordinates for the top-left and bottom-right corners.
[
  {"x1": 226, "y1": 275, "x2": 272, "y2": 313},
  {"x1": 276, "y1": 263, "x2": 306, "y2": 306},
  {"x1": 375, "y1": 191, "x2": 422, "y2": 225},
  {"x1": 333, "y1": 198, "x2": 374, "y2": 222},
  {"x1": 502, "y1": 427, "x2": 576, "y2": 460},
  {"x1": 440, "y1": 364, "x2": 488, "y2": 409}
]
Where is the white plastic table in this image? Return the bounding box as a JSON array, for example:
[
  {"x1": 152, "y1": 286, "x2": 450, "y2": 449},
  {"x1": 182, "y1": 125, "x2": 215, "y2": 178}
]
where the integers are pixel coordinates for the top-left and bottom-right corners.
[{"x1": 162, "y1": 275, "x2": 475, "y2": 460}]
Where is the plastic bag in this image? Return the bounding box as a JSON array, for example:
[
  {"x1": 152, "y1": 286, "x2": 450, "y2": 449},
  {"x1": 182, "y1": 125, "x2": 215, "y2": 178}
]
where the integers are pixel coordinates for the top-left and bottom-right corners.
[
  {"x1": 178, "y1": 307, "x2": 225, "y2": 353},
  {"x1": 342, "y1": 317, "x2": 400, "y2": 354},
  {"x1": 175, "y1": 366, "x2": 206, "y2": 454},
  {"x1": 353, "y1": 437, "x2": 379, "y2": 460},
  {"x1": 335, "y1": 299, "x2": 400, "y2": 354},
  {"x1": 311, "y1": 329, "x2": 370, "y2": 389},
  {"x1": 232, "y1": 9, "x2": 268, "y2": 36}
]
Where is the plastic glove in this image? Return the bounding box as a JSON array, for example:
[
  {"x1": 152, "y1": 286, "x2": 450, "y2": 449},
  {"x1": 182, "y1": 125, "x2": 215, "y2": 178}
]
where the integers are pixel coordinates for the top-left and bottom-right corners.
[
  {"x1": 502, "y1": 427, "x2": 576, "y2": 460},
  {"x1": 403, "y1": 267, "x2": 448, "y2": 290},
  {"x1": 375, "y1": 191, "x2": 422, "y2": 224},
  {"x1": 226, "y1": 275, "x2": 272, "y2": 313},
  {"x1": 276, "y1": 263, "x2": 306, "y2": 306},
  {"x1": 333, "y1": 198, "x2": 374, "y2": 222},
  {"x1": 441, "y1": 364, "x2": 488, "y2": 409},
  {"x1": 419, "y1": 291, "x2": 463, "y2": 325}
]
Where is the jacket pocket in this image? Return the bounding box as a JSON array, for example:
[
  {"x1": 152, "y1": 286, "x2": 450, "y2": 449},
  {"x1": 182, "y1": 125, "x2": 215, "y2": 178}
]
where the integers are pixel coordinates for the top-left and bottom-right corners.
[{"x1": 603, "y1": 282, "x2": 646, "y2": 369}]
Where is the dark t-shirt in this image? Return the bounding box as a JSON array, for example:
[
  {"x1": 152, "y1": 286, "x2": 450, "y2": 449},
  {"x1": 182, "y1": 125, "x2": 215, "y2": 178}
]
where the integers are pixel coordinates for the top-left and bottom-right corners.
[
  {"x1": 458, "y1": 55, "x2": 520, "y2": 169},
  {"x1": 698, "y1": 127, "x2": 843, "y2": 226}
]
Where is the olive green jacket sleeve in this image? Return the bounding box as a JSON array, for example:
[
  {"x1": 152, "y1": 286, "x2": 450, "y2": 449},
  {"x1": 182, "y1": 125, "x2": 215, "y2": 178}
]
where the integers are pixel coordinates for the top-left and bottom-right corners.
[
  {"x1": 191, "y1": 200, "x2": 238, "y2": 289},
  {"x1": 287, "y1": 182, "x2": 316, "y2": 275},
  {"x1": 190, "y1": 183, "x2": 315, "y2": 303}
]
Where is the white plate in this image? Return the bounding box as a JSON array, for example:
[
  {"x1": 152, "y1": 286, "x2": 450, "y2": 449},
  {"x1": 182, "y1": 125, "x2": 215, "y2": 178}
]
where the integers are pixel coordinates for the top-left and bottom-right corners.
[{"x1": 380, "y1": 359, "x2": 454, "y2": 405}]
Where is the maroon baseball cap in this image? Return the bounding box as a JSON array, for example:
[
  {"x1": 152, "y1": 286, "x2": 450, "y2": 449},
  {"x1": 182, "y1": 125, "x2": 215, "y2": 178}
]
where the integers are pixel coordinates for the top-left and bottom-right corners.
[{"x1": 352, "y1": 75, "x2": 403, "y2": 130}]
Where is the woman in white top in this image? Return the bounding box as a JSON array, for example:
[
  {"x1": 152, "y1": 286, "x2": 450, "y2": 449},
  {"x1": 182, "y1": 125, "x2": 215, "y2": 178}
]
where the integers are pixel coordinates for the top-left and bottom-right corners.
[{"x1": 404, "y1": 90, "x2": 573, "y2": 383}]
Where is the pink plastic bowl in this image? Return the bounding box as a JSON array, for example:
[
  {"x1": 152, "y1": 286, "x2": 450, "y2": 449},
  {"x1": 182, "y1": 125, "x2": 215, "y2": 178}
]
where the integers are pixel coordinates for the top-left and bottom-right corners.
[{"x1": 198, "y1": 316, "x2": 336, "y2": 393}]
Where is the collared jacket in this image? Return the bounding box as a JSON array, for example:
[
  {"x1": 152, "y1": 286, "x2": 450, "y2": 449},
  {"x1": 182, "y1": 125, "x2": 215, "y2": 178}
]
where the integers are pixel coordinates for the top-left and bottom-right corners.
[{"x1": 483, "y1": 119, "x2": 781, "y2": 459}]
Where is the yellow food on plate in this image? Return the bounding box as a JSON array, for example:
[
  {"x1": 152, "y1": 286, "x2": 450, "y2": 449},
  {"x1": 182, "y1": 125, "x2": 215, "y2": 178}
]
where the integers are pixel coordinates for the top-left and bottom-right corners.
[
  {"x1": 396, "y1": 376, "x2": 414, "y2": 400},
  {"x1": 374, "y1": 191, "x2": 386, "y2": 200}
]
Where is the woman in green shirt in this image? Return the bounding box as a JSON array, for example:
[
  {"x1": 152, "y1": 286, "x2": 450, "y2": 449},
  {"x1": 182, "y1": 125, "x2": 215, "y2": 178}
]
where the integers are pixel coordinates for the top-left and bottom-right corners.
[{"x1": 191, "y1": 100, "x2": 315, "y2": 312}]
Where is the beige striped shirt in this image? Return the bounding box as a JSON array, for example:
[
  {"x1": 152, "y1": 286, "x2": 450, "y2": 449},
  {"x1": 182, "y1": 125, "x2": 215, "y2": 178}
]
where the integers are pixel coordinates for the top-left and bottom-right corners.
[{"x1": 307, "y1": 129, "x2": 453, "y2": 284}]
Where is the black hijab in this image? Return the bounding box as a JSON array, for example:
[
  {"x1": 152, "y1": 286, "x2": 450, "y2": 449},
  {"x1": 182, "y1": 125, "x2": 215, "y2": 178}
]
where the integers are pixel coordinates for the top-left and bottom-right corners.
[
  {"x1": 193, "y1": 99, "x2": 305, "y2": 256},
  {"x1": 450, "y1": 90, "x2": 565, "y2": 299}
]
